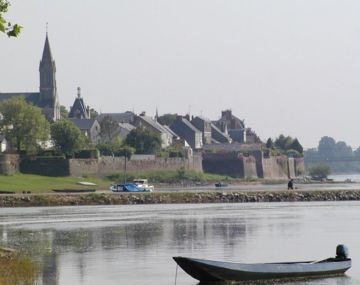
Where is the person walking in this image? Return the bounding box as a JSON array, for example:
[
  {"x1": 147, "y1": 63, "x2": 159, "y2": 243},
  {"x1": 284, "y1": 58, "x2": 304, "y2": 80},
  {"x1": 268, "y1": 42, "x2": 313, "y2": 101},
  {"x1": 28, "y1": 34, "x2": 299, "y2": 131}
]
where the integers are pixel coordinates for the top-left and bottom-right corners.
[{"x1": 287, "y1": 179, "x2": 294, "y2": 190}]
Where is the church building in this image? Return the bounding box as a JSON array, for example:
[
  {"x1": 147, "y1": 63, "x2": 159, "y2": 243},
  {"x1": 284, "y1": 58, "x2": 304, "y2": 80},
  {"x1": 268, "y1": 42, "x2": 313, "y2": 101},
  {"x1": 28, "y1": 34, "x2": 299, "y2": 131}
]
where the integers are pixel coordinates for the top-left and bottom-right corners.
[{"x1": 0, "y1": 33, "x2": 61, "y2": 121}]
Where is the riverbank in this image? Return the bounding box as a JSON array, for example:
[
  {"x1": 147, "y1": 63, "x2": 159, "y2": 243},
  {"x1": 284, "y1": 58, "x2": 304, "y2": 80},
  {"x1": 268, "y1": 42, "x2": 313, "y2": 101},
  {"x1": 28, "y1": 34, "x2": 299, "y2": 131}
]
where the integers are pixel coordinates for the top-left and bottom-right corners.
[{"x1": 1, "y1": 190, "x2": 360, "y2": 207}]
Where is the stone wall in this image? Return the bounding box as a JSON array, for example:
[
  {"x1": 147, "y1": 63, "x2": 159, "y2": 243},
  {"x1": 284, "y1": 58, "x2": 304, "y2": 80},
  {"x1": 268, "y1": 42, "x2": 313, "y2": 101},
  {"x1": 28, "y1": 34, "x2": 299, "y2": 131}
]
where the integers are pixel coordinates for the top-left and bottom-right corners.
[
  {"x1": 243, "y1": 156, "x2": 258, "y2": 178},
  {"x1": 202, "y1": 152, "x2": 246, "y2": 177},
  {"x1": 0, "y1": 154, "x2": 19, "y2": 175},
  {"x1": 69, "y1": 155, "x2": 203, "y2": 177},
  {"x1": 262, "y1": 156, "x2": 289, "y2": 179},
  {"x1": 20, "y1": 159, "x2": 70, "y2": 177}
]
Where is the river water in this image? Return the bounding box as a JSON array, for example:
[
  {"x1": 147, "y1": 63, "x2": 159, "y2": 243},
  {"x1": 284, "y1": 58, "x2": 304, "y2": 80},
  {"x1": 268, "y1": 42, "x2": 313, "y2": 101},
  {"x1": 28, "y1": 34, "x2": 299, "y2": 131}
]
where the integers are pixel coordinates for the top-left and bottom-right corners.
[{"x1": 0, "y1": 202, "x2": 359, "y2": 285}]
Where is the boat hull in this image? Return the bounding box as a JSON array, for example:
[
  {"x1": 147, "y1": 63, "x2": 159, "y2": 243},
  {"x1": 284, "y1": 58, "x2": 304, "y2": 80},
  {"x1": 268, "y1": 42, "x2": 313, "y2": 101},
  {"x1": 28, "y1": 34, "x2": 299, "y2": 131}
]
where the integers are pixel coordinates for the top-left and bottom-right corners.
[{"x1": 173, "y1": 257, "x2": 351, "y2": 282}]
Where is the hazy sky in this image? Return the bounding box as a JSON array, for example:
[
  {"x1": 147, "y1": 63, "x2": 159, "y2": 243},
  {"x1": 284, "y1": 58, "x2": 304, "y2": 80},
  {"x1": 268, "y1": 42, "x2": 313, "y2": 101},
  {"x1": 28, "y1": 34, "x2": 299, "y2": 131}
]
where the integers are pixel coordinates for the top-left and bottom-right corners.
[{"x1": 1, "y1": 0, "x2": 360, "y2": 149}]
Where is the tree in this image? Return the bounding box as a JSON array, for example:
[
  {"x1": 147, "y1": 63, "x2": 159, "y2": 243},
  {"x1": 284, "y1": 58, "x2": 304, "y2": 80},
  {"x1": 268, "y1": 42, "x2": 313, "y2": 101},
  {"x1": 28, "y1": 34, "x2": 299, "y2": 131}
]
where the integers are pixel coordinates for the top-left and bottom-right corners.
[
  {"x1": 318, "y1": 136, "x2": 336, "y2": 159},
  {"x1": 89, "y1": 108, "x2": 98, "y2": 119},
  {"x1": 99, "y1": 115, "x2": 119, "y2": 143},
  {"x1": 50, "y1": 120, "x2": 86, "y2": 156},
  {"x1": 0, "y1": 0, "x2": 21, "y2": 37},
  {"x1": 60, "y1": 105, "x2": 69, "y2": 119},
  {"x1": 265, "y1": 138, "x2": 273, "y2": 148},
  {"x1": 290, "y1": 138, "x2": 303, "y2": 154},
  {"x1": 308, "y1": 163, "x2": 331, "y2": 180},
  {"x1": 157, "y1": 113, "x2": 177, "y2": 126},
  {"x1": 125, "y1": 127, "x2": 162, "y2": 154},
  {"x1": 0, "y1": 97, "x2": 49, "y2": 154}
]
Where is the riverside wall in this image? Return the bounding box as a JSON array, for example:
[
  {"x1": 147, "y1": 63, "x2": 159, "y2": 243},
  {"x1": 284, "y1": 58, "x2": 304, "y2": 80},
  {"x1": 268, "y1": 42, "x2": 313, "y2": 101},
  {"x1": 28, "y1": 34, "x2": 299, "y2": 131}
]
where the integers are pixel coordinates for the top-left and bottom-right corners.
[
  {"x1": 1, "y1": 190, "x2": 360, "y2": 207},
  {"x1": 0, "y1": 154, "x2": 19, "y2": 175}
]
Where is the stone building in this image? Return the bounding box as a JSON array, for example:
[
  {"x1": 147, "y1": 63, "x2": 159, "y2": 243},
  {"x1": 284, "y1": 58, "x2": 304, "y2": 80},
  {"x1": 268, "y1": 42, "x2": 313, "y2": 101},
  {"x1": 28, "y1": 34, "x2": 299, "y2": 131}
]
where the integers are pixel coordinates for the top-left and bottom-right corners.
[
  {"x1": 133, "y1": 113, "x2": 173, "y2": 148},
  {"x1": 215, "y1": 110, "x2": 246, "y2": 143},
  {"x1": 69, "y1": 118, "x2": 100, "y2": 144},
  {"x1": 0, "y1": 33, "x2": 60, "y2": 121},
  {"x1": 191, "y1": 116, "x2": 212, "y2": 144},
  {"x1": 170, "y1": 115, "x2": 203, "y2": 150}
]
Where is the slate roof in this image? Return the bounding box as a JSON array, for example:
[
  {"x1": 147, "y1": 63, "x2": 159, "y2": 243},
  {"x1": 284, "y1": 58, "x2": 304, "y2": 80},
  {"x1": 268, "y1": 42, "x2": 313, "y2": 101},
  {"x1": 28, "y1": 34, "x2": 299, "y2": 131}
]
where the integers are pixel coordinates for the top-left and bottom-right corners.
[
  {"x1": 0, "y1": 92, "x2": 41, "y2": 106},
  {"x1": 69, "y1": 97, "x2": 89, "y2": 119},
  {"x1": 119, "y1": 122, "x2": 135, "y2": 132},
  {"x1": 69, "y1": 118, "x2": 97, "y2": 130},
  {"x1": 136, "y1": 115, "x2": 168, "y2": 134},
  {"x1": 97, "y1": 112, "x2": 135, "y2": 124}
]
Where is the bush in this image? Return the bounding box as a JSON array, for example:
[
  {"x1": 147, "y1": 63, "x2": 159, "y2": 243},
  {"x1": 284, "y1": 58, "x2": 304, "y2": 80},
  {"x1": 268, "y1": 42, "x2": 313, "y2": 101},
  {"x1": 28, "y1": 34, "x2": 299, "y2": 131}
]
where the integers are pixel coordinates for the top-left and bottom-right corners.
[
  {"x1": 308, "y1": 163, "x2": 331, "y2": 180},
  {"x1": 74, "y1": 149, "x2": 99, "y2": 159}
]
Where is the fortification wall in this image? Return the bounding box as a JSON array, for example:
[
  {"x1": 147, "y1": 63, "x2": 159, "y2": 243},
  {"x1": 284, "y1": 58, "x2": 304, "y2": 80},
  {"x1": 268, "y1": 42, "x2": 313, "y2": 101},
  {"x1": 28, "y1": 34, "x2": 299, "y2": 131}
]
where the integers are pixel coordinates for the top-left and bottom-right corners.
[
  {"x1": 0, "y1": 154, "x2": 19, "y2": 175},
  {"x1": 69, "y1": 155, "x2": 203, "y2": 177},
  {"x1": 20, "y1": 159, "x2": 70, "y2": 177},
  {"x1": 202, "y1": 152, "x2": 245, "y2": 177},
  {"x1": 262, "y1": 156, "x2": 289, "y2": 179},
  {"x1": 243, "y1": 156, "x2": 258, "y2": 178}
]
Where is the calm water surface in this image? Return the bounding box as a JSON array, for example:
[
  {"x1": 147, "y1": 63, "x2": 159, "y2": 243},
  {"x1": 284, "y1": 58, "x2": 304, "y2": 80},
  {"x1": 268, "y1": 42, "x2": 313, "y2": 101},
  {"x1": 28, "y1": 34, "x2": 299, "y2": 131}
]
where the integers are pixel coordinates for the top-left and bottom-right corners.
[{"x1": 0, "y1": 201, "x2": 359, "y2": 285}]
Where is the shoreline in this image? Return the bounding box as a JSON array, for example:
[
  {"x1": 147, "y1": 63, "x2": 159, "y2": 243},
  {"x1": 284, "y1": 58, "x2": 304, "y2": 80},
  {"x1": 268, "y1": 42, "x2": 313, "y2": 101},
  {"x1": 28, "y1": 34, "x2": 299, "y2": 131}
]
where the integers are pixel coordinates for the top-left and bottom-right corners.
[{"x1": 1, "y1": 189, "x2": 360, "y2": 207}]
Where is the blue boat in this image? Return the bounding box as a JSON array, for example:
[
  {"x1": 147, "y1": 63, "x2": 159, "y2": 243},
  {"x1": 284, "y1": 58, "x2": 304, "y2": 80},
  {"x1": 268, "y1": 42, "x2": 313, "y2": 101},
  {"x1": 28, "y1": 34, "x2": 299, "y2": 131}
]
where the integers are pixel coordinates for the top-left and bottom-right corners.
[{"x1": 109, "y1": 183, "x2": 152, "y2": 192}]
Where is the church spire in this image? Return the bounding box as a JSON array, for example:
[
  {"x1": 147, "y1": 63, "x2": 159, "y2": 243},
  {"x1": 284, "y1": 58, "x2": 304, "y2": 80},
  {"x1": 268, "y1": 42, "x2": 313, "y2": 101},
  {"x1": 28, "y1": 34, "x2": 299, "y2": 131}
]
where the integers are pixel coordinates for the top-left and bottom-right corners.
[{"x1": 40, "y1": 33, "x2": 55, "y2": 68}]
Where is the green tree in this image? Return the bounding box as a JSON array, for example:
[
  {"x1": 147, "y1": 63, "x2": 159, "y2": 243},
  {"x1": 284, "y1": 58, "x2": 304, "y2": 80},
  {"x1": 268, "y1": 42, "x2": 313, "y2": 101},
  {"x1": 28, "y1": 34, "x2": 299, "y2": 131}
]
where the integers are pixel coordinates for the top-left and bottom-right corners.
[
  {"x1": 89, "y1": 108, "x2": 98, "y2": 119},
  {"x1": 125, "y1": 127, "x2": 162, "y2": 154},
  {"x1": 50, "y1": 120, "x2": 86, "y2": 156},
  {"x1": 290, "y1": 138, "x2": 303, "y2": 154},
  {"x1": 60, "y1": 105, "x2": 69, "y2": 119},
  {"x1": 157, "y1": 113, "x2": 177, "y2": 126},
  {"x1": 0, "y1": 0, "x2": 21, "y2": 37},
  {"x1": 99, "y1": 115, "x2": 119, "y2": 142},
  {"x1": 0, "y1": 97, "x2": 49, "y2": 154},
  {"x1": 265, "y1": 138, "x2": 273, "y2": 148},
  {"x1": 308, "y1": 163, "x2": 331, "y2": 180},
  {"x1": 318, "y1": 136, "x2": 336, "y2": 159}
]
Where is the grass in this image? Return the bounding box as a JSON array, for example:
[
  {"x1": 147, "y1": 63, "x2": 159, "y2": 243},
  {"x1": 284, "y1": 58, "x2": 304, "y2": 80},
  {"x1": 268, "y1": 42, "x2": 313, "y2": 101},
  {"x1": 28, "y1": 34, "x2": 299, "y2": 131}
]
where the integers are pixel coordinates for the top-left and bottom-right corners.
[
  {"x1": 0, "y1": 254, "x2": 39, "y2": 285},
  {"x1": 0, "y1": 174, "x2": 109, "y2": 193}
]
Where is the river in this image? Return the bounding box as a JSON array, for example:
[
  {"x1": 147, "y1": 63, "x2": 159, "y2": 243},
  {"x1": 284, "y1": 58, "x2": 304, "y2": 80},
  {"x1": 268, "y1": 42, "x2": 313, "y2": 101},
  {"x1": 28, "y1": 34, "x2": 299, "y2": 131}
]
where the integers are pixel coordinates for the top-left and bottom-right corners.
[{"x1": 0, "y1": 202, "x2": 359, "y2": 285}]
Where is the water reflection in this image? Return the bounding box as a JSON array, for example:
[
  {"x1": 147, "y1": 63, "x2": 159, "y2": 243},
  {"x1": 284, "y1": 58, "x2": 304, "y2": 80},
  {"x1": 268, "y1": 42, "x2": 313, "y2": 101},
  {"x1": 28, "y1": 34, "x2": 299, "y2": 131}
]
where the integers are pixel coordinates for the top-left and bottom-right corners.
[{"x1": 0, "y1": 203, "x2": 358, "y2": 285}]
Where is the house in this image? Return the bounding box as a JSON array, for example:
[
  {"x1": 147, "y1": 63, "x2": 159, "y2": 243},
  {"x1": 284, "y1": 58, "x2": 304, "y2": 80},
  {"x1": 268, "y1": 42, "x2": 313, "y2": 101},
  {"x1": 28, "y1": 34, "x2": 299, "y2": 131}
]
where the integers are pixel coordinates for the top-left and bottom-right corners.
[
  {"x1": 210, "y1": 123, "x2": 232, "y2": 143},
  {"x1": 68, "y1": 87, "x2": 90, "y2": 119},
  {"x1": 215, "y1": 109, "x2": 246, "y2": 143},
  {"x1": 170, "y1": 115, "x2": 203, "y2": 150},
  {"x1": 191, "y1": 116, "x2": 212, "y2": 144},
  {"x1": 133, "y1": 113, "x2": 172, "y2": 148},
  {"x1": 69, "y1": 118, "x2": 101, "y2": 144},
  {"x1": 97, "y1": 111, "x2": 135, "y2": 124},
  {"x1": 118, "y1": 123, "x2": 135, "y2": 140}
]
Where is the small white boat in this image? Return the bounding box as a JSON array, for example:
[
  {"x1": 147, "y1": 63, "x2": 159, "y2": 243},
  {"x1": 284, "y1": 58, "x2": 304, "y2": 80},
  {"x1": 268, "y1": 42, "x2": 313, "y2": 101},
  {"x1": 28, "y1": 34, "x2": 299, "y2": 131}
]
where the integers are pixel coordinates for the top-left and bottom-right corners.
[{"x1": 133, "y1": 179, "x2": 154, "y2": 192}]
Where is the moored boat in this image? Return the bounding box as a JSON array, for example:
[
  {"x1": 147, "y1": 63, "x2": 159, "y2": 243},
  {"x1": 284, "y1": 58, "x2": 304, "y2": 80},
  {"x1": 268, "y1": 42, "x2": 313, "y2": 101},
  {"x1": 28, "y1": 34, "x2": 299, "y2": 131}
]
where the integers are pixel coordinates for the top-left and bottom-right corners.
[
  {"x1": 133, "y1": 179, "x2": 154, "y2": 192},
  {"x1": 215, "y1": 182, "x2": 228, "y2": 188},
  {"x1": 109, "y1": 183, "x2": 152, "y2": 192},
  {"x1": 173, "y1": 245, "x2": 351, "y2": 282}
]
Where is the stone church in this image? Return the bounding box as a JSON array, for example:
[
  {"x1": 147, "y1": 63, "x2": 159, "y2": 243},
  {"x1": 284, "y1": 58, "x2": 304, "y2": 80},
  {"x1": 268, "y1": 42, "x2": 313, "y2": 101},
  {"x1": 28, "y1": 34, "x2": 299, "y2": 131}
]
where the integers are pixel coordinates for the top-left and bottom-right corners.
[{"x1": 0, "y1": 33, "x2": 60, "y2": 121}]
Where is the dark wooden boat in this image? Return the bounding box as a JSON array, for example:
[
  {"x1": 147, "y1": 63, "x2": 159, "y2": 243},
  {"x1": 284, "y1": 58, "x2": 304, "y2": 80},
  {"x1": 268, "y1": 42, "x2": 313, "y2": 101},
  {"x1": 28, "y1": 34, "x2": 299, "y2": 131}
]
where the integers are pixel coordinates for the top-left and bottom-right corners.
[
  {"x1": 215, "y1": 182, "x2": 228, "y2": 188},
  {"x1": 173, "y1": 256, "x2": 351, "y2": 282},
  {"x1": 52, "y1": 189, "x2": 96, "y2": 193}
]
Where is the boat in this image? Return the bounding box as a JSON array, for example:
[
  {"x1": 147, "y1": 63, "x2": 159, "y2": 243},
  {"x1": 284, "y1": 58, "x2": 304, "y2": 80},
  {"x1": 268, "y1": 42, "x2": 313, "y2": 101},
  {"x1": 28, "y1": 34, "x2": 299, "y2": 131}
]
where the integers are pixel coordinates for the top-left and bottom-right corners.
[
  {"x1": 173, "y1": 245, "x2": 351, "y2": 283},
  {"x1": 215, "y1": 182, "x2": 228, "y2": 188},
  {"x1": 52, "y1": 189, "x2": 96, "y2": 193},
  {"x1": 109, "y1": 183, "x2": 152, "y2": 192},
  {"x1": 132, "y1": 179, "x2": 154, "y2": 192}
]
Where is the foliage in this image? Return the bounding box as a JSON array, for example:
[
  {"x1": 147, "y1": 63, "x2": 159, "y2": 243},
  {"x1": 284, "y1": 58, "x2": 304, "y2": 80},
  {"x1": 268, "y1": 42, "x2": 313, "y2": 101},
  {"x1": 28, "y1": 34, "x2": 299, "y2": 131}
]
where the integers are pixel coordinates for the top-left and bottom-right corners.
[
  {"x1": 157, "y1": 113, "x2": 177, "y2": 126},
  {"x1": 0, "y1": 97, "x2": 50, "y2": 154},
  {"x1": 265, "y1": 138, "x2": 273, "y2": 148},
  {"x1": 308, "y1": 163, "x2": 331, "y2": 180},
  {"x1": 60, "y1": 105, "x2": 69, "y2": 119},
  {"x1": 125, "y1": 127, "x2": 162, "y2": 154},
  {"x1": 50, "y1": 119, "x2": 86, "y2": 156},
  {"x1": 99, "y1": 115, "x2": 119, "y2": 142},
  {"x1": 89, "y1": 108, "x2": 98, "y2": 119},
  {"x1": 113, "y1": 145, "x2": 135, "y2": 159},
  {"x1": 0, "y1": 0, "x2": 22, "y2": 37},
  {"x1": 273, "y1": 134, "x2": 303, "y2": 156}
]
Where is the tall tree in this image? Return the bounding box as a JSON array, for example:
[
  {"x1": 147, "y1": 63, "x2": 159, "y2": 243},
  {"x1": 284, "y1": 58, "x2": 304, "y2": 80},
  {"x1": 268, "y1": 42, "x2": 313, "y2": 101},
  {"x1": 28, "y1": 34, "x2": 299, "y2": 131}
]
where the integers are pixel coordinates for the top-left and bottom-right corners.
[
  {"x1": 50, "y1": 120, "x2": 86, "y2": 156},
  {"x1": 318, "y1": 136, "x2": 337, "y2": 159},
  {"x1": 125, "y1": 127, "x2": 161, "y2": 154},
  {"x1": 0, "y1": 97, "x2": 49, "y2": 154},
  {"x1": 157, "y1": 113, "x2": 177, "y2": 126},
  {"x1": 60, "y1": 105, "x2": 69, "y2": 119},
  {"x1": 0, "y1": 0, "x2": 21, "y2": 37},
  {"x1": 290, "y1": 138, "x2": 303, "y2": 154},
  {"x1": 99, "y1": 115, "x2": 119, "y2": 143}
]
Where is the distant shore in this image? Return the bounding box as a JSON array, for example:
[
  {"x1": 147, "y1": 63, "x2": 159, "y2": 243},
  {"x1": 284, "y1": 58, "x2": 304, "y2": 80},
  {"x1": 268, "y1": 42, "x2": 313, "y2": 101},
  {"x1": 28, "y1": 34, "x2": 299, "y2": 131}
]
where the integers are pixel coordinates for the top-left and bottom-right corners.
[{"x1": 0, "y1": 189, "x2": 360, "y2": 207}]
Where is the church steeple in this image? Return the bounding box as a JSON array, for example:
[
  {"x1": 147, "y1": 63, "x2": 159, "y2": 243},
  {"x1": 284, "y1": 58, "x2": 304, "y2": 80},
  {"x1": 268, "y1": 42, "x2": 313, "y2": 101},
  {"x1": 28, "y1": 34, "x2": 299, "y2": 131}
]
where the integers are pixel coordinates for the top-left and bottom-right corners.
[{"x1": 39, "y1": 31, "x2": 60, "y2": 121}]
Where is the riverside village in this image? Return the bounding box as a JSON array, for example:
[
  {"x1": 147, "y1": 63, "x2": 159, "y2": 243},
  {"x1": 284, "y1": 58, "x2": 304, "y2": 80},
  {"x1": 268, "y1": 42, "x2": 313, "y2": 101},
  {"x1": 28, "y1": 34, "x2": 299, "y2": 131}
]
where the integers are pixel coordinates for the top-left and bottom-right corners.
[{"x1": 1, "y1": 10, "x2": 359, "y2": 285}]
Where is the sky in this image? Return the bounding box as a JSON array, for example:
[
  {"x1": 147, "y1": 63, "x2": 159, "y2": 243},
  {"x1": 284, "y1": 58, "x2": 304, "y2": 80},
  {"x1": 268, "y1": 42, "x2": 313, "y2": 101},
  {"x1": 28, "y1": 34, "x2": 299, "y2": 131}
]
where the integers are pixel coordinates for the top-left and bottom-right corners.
[{"x1": 1, "y1": 0, "x2": 360, "y2": 149}]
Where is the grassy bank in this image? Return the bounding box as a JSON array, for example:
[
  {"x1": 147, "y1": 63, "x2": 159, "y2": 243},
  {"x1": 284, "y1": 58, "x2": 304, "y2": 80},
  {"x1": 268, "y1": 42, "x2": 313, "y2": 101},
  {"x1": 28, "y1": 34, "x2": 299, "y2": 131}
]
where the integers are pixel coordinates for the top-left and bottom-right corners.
[{"x1": 0, "y1": 174, "x2": 108, "y2": 193}]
